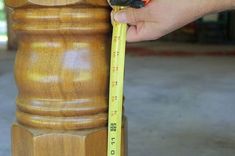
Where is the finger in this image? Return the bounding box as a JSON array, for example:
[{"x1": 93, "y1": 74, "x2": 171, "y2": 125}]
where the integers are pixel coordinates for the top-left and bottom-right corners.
[
  {"x1": 113, "y1": 7, "x2": 148, "y2": 25},
  {"x1": 126, "y1": 22, "x2": 163, "y2": 42}
]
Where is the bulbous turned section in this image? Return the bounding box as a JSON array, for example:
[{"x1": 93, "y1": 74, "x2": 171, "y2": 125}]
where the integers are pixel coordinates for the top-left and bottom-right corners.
[{"x1": 13, "y1": 7, "x2": 111, "y2": 130}]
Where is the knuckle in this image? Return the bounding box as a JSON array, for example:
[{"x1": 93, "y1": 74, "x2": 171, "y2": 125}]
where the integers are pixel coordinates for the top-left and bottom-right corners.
[{"x1": 127, "y1": 8, "x2": 138, "y2": 23}]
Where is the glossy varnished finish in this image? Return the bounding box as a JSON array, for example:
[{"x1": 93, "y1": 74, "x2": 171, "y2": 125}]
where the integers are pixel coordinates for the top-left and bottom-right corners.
[
  {"x1": 6, "y1": 0, "x2": 108, "y2": 8},
  {"x1": 12, "y1": 8, "x2": 110, "y2": 35},
  {"x1": 14, "y1": 7, "x2": 111, "y2": 130},
  {"x1": 6, "y1": 0, "x2": 126, "y2": 155},
  {"x1": 12, "y1": 123, "x2": 126, "y2": 156}
]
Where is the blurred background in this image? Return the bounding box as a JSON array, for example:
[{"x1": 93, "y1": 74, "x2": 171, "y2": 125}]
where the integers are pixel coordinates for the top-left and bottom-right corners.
[{"x1": 1, "y1": 1, "x2": 235, "y2": 156}]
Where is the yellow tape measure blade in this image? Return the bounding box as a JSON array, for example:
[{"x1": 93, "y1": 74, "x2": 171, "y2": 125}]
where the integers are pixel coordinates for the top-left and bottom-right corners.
[{"x1": 107, "y1": 6, "x2": 127, "y2": 156}]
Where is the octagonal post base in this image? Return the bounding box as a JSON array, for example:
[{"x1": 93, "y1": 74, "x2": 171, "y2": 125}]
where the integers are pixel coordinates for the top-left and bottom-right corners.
[{"x1": 12, "y1": 123, "x2": 126, "y2": 156}]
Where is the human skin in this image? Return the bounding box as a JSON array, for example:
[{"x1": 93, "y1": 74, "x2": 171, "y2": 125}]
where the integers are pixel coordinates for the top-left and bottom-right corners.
[{"x1": 112, "y1": 0, "x2": 235, "y2": 42}]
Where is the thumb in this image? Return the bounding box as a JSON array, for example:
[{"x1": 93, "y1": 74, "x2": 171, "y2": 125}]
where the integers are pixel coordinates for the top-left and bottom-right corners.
[{"x1": 113, "y1": 8, "x2": 146, "y2": 24}]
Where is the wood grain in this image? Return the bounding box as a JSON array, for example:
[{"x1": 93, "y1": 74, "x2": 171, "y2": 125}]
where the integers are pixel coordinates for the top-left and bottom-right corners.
[
  {"x1": 6, "y1": 0, "x2": 127, "y2": 155},
  {"x1": 5, "y1": 0, "x2": 108, "y2": 8},
  {"x1": 13, "y1": 6, "x2": 111, "y2": 130},
  {"x1": 12, "y1": 123, "x2": 126, "y2": 156}
]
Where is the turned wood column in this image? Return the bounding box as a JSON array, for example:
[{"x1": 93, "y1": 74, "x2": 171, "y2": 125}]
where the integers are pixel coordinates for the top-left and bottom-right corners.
[{"x1": 5, "y1": 0, "x2": 126, "y2": 156}]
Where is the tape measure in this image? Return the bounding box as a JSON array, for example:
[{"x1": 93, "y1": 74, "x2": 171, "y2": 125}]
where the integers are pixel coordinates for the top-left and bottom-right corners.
[
  {"x1": 107, "y1": 1, "x2": 150, "y2": 155},
  {"x1": 107, "y1": 6, "x2": 127, "y2": 156}
]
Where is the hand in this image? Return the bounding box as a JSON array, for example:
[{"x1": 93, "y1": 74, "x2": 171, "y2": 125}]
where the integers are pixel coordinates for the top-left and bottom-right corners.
[{"x1": 112, "y1": 0, "x2": 233, "y2": 42}]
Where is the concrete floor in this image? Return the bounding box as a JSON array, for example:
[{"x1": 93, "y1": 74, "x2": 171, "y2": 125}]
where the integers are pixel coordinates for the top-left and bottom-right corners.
[{"x1": 1, "y1": 44, "x2": 235, "y2": 156}]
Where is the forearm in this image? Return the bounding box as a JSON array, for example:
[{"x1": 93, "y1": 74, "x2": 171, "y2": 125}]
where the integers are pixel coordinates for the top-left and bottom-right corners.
[{"x1": 112, "y1": 0, "x2": 235, "y2": 42}]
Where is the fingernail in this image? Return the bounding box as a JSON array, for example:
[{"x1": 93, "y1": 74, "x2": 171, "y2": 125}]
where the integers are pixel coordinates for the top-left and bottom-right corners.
[{"x1": 114, "y1": 12, "x2": 127, "y2": 23}]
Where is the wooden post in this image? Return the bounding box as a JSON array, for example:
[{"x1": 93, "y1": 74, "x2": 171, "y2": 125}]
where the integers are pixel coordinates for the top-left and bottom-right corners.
[{"x1": 5, "y1": 0, "x2": 126, "y2": 155}]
